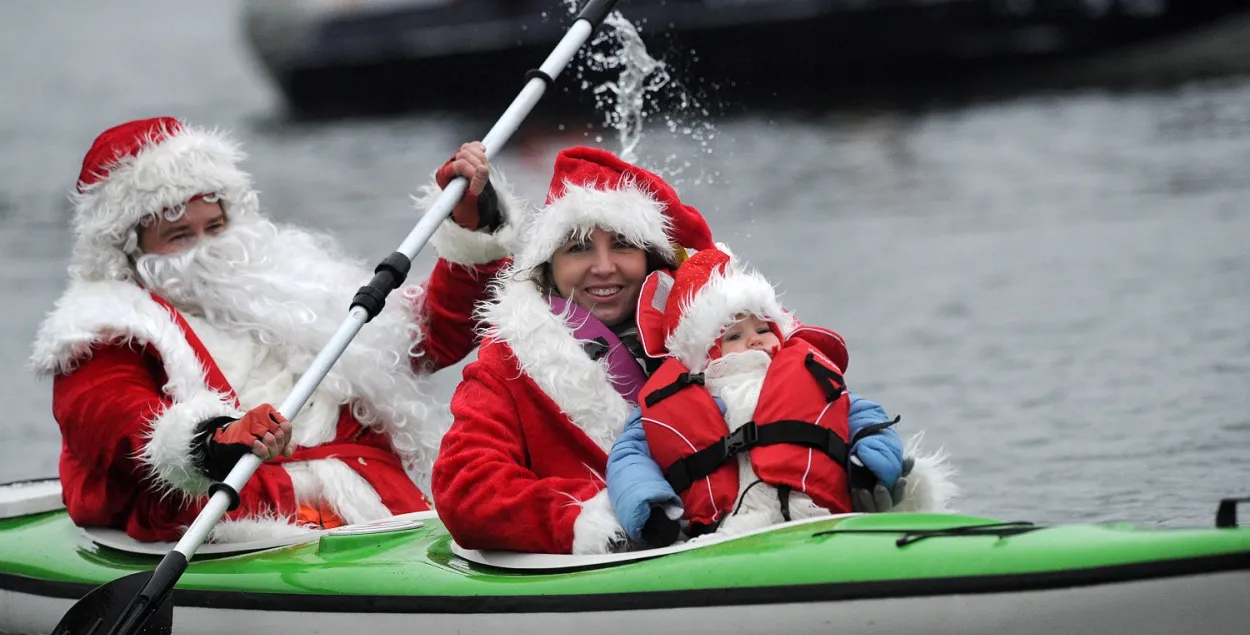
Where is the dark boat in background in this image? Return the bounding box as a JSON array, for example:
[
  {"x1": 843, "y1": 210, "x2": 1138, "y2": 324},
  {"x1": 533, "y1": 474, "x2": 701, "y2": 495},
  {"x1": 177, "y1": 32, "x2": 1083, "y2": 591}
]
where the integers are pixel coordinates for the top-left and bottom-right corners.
[{"x1": 241, "y1": 0, "x2": 1250, "y2": 117}]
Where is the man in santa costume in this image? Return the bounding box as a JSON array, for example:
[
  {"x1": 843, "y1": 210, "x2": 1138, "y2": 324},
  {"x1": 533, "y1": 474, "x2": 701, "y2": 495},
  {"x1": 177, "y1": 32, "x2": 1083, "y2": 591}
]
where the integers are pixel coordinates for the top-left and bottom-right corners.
[
  {"x1": 607, "y1": 247, "x2": 957, "y2": 548},
  {"x1": 28, "y1": 118, "x2": 519, "y2": 542},
  {"x1": 431, "y1": 146, "x2": 721, "y2": 554}
]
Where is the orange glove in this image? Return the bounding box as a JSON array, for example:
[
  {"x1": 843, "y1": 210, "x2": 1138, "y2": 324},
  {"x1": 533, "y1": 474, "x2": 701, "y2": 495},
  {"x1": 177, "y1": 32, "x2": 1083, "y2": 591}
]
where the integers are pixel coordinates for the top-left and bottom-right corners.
[{"x1": 213, "y1": 403, "x2": 284, "y2": 447}]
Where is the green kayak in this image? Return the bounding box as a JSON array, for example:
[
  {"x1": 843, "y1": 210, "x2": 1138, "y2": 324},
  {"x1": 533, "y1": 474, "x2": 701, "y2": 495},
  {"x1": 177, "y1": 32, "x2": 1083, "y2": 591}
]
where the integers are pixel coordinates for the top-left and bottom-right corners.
[{"x1": 1, "y1": 479, "x2": 1247, "y2": 635}]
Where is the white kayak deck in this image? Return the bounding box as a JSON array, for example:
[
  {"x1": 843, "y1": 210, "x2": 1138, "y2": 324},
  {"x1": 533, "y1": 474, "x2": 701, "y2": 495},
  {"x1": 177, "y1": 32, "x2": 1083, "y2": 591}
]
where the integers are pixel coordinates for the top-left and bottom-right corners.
[{"x1": 1, "y1": 479, "x2": 864, "y2": 567}]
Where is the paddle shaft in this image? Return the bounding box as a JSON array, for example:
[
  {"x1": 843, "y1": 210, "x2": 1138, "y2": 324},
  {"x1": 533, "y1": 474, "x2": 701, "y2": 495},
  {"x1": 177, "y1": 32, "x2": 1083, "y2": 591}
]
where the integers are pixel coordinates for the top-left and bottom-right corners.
[
  {"x1": 87, "y1": 2, "x2": 622, "y2": 634},
  {"x1": 181, "y1": 0, "x2": 616, "y2": 564}
]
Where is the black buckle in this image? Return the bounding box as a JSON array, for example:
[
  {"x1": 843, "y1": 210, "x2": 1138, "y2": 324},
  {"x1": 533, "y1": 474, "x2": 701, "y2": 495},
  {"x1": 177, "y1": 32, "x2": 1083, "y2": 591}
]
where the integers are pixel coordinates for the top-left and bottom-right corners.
[
  {"x1": 582, "y1": 336, "x2": 610, "y2": 361},
  {"x1": 723, "y1": 421, "x2": 758, "y2": 456},
  {"x1": 681, "y1": 372, "x2": 705, "y2": 386}
]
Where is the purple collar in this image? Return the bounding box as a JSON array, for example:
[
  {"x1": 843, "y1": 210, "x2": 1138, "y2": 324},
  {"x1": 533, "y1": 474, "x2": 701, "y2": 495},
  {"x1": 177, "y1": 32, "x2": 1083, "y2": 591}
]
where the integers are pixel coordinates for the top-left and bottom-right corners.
[{"x1": 546, "y1": 295, "x2": 648, "y2": 406}]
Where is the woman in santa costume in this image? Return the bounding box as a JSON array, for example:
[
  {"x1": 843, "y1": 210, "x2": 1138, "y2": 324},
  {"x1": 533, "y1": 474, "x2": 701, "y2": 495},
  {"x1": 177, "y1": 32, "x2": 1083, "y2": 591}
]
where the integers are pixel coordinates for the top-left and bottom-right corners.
[
  {"x1": 28, "y1": 118, "x2": 519, "y2": 543},
  {"x1": 431, "y1": 146, "x2": 717, "y2": 554},
  {"x1": 430, "y1": 146, "x2": 927, "y2": 555},
  {"x1": 607, "y1": 247, "x2": 958, "y2": 548}
]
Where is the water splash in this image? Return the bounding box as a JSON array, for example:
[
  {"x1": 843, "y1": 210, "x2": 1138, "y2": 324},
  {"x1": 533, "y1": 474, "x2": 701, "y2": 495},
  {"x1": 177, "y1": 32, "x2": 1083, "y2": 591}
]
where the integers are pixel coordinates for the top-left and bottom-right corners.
[{"x1": 561, "y1": 1, "x2": 720, "y2": 185}]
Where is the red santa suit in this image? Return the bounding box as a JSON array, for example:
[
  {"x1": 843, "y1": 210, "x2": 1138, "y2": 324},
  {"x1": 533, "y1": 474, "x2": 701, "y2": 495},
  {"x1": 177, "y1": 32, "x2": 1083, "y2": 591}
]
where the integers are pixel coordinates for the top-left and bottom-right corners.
[
  {"x1": 28, "y1": 117, "x2": 519, "y2": 542},
  {"x1": 431, "y1": 146, "x2": 717, "y2": 555}
]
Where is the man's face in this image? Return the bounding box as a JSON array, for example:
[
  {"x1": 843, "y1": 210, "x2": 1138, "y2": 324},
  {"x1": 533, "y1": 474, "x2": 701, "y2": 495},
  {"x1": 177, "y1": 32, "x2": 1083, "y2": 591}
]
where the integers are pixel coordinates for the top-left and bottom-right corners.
[{"x1": 137, "y1": 198, "x2": 227, "y2": 255}]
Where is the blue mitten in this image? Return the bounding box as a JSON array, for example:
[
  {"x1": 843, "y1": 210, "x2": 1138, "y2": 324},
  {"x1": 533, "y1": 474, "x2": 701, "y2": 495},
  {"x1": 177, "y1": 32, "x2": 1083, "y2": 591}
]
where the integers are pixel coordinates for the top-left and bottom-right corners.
[
  {"x1": 846, "y1": 393, "x2": 905, "y2": 487},
  {"x1": 852, "y1": 434, "x2": 904, "y2": 488},
  {"x1": 607, "y1": 407, "x2": 683, "y2": 543}
]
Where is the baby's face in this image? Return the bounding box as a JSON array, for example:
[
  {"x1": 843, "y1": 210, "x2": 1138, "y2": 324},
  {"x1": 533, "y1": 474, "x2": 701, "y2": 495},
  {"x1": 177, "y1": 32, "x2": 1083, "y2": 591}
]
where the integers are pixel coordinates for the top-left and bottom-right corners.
[{"x1": 718, "y1": 314, "x2": 781, "y2": 356}]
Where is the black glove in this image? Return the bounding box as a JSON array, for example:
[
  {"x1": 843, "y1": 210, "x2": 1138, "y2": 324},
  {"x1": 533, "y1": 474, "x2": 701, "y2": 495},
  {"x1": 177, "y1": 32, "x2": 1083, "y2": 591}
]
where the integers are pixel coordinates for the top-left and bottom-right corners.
[
  {"x1": 475, "y1": 181, "x2": 503, "y2": 232},
  {"x1": 851, "y1": 456, "x2": 914, "y2": 513},
  {"x1": 640, "y1": 505, "x2": 681, "y2": 548}
]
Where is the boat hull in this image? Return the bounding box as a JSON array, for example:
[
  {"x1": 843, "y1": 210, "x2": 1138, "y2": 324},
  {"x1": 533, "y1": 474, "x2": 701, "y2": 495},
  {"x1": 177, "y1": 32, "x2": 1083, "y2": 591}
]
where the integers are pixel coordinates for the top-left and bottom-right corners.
[{"x1": 240, "y1": 0, "x2": 1250, "y2": 117}]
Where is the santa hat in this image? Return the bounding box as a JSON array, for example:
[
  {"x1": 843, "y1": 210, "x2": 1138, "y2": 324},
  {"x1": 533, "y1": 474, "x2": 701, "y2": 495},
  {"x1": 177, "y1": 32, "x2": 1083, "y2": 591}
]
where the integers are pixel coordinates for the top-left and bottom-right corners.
[
  {"x1": 637, "y1": 246, "x2": 798, "y2": 373},
  {"x1": 68, "y1": 116, "x2": 260, "y2": 282},
  {"x1": 511, "y1": 146, "x2": 716, "y2": 274}
]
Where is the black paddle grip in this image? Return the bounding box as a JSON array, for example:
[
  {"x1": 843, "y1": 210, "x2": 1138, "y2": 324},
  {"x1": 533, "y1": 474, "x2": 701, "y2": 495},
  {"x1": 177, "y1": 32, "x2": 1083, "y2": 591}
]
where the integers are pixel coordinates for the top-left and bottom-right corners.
[
  {"x1": 575, "y1": 0, "x2": 621, "y2": 29},
  {"x1": 351, "y1": 252, "x2": 412, "y2": 321}
]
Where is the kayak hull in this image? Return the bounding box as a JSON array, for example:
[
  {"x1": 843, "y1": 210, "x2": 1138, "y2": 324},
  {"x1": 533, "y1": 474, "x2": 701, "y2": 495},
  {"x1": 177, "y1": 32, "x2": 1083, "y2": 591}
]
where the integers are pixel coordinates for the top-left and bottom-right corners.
[
  {"x1": 4, "y1": 569, "x2": 1246, "y2": 635},
  {"x1": 1, "y1": 478, "x2": 1247, "y2": 635}
]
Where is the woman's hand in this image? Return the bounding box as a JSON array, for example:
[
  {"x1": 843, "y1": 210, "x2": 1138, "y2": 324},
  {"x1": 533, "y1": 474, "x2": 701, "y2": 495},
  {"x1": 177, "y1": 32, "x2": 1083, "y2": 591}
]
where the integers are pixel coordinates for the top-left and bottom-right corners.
[{"x1": 435, "y1": 141, "x2": 493, "y2": 230}]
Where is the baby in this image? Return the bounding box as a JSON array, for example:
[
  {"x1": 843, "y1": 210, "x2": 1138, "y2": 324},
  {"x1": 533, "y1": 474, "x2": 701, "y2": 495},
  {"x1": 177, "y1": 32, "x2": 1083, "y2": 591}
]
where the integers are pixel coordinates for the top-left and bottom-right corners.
[{"x1": 606, "y1": 247, "x2": 926, "y2": 547}]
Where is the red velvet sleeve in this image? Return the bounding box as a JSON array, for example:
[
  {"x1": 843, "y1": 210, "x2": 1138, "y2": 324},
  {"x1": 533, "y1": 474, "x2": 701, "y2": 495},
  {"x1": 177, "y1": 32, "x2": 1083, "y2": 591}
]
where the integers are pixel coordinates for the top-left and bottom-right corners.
[
  {"x1": 53, "y1": 346, "x2": 167, "y2": 481},
  {"x1": 431, "y1": 360, "x2": 602, "y2": 554},
  {"x1": 411, "y1": 258, "x2": 507, "y2": 374},
  {"x1": 51, "y1": 345, "x2": 171, "y2": 527}
]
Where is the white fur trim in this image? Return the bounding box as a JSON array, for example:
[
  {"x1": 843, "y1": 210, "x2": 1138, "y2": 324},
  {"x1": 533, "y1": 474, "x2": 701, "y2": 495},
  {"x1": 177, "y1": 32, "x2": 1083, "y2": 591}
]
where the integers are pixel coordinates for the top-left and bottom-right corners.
[
  {"x1": 28, "y1": 279, "x2": 247, "y2": 496},
  {"x1": 139, "y1": 391, "x2": 242, "y2": 495},
  {"x1": 421, "y1": 172, "x2": 525, "y2": 266},
  {"x1": 69, "y1": 122, "x2": 261, "y2": 283},
  {"x1": 571, "y1": 489, "x2": 625, "y2": 555},
  {"x1": 666, "y1": 263, "x2": 796, "y2": 372},
  {"x1": 209, "y1": 515, "x2": 317, "y2": 543},
  {"x1": 284, "y1": 459, "x2": 392, "y2": 526},
  {"x1": 512, "y1": 181, "x2": 675, "y2": 274},
  {"x1": 29, "y1": 280, "x2": 205, "y2": 387},
  {"x1": 896, "y1": 431, "x2": 960, "y2": 513},
  {"x1": 478, "y1": 273, "x2": 635, "y2": 452}
]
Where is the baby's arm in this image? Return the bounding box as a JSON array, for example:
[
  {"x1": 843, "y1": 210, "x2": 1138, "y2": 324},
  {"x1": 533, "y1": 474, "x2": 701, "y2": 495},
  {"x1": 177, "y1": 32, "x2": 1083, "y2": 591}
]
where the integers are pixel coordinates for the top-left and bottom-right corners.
[{"x1": 607, "y1": 407, "x2": 684, "y2": 544}]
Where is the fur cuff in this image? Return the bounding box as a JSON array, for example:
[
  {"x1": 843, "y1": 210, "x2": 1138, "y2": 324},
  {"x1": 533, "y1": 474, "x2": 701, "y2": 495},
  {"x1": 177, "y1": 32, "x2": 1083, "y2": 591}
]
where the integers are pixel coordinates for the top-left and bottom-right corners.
[
  {"x1": 571, "y1": 489, "x2": 626, "y2": 555},
  {"x1": 896, "y1": 431, "x2": 960, "y2": 513},
  {"x1": 139, "y1": 391, "x2": 243, "y2": 495},
  {"x1": 418, "y1": 173, "x2": 524, "y2": 267},
  {"x1": 209, "y1": 514, "x2": 318, "y2": 544}
]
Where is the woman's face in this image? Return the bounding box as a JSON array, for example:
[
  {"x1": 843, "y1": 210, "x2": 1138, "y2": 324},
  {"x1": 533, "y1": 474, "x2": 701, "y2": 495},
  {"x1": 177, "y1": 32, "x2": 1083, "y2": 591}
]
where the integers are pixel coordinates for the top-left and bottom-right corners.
[{"x1": 550, "y1": 228, "x2": 648, "y2": 327}]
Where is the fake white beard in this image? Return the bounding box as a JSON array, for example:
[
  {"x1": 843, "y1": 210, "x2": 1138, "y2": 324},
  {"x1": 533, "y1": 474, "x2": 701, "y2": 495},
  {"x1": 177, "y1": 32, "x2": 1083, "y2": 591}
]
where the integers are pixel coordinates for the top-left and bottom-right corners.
[
  {"x1": 703, "y1": 350, "x2": 771, "y2": 432},
  {"x1": 133, "y1": 217, "x2": 444, "y2": 489}
]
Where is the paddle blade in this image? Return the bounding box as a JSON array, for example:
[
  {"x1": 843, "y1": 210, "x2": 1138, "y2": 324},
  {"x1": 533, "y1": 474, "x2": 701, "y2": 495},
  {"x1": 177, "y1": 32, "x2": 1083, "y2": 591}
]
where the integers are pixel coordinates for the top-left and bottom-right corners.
[{"x1": 52, "y1": 571, "x2": 174, "y2": 635}]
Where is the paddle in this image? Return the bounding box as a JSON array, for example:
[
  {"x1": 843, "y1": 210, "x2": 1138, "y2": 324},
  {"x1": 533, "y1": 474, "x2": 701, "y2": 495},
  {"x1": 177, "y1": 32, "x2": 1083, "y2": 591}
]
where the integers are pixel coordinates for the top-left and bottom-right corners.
[{"x1": 52, "y1": 1, "x2": 621, "y2": 633}]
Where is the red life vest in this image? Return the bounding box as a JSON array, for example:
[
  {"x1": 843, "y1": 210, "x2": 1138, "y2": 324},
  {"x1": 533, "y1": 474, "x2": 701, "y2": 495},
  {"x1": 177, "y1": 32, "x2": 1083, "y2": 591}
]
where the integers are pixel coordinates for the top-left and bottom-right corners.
[{"x1": 639, "y1": 338, "x2": 854, "y2": 529}]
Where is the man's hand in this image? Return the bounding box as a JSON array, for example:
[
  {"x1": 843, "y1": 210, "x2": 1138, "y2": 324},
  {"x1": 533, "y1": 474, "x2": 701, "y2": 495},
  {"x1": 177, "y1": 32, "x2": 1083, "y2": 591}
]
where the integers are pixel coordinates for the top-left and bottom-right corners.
[{"x1": 193, "y1": 403, "x2": 293, "y2": 482}]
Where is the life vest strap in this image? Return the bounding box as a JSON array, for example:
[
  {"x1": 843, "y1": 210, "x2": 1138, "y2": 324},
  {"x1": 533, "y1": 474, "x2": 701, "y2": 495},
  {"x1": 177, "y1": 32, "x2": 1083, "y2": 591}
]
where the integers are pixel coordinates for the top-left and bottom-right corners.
[
  {"x1": 643, "y1": 372, "x2": 705, "y2": 407},
  {"x1": 850, "y1": 415, "x2": 902, "y2": 447},
  {"x1": 777, "y1": 484, "x2": 793, "y2": 522},
  {"x1": 664, "y1": 420, "x2": 851, "y2": 493},
  {"x1": 803, "y1": 352, "x2": 846, "y2": 403}
]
